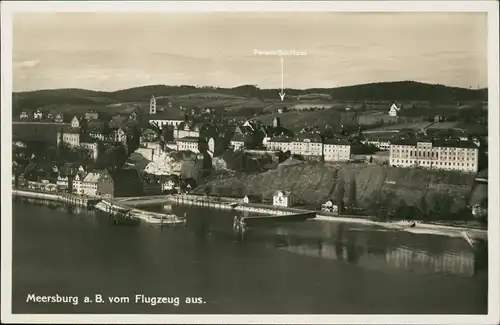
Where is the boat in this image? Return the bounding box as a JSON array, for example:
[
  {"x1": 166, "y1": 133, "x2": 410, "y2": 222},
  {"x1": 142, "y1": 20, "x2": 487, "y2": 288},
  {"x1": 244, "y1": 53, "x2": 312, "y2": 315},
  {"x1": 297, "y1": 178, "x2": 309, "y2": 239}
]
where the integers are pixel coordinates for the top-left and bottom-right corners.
[
  {"x1": 96, "y1": 199, "x2": 186, "y2": 226},
  {"x1": 461, "y1": 231, "x2": 475, "y2": 248},
  {"x1": 129, "y1": 210, "x2": 186, "y2": 226},
  {"x1": 385, "y1": 220, "x2": 417, "y2": 229}
]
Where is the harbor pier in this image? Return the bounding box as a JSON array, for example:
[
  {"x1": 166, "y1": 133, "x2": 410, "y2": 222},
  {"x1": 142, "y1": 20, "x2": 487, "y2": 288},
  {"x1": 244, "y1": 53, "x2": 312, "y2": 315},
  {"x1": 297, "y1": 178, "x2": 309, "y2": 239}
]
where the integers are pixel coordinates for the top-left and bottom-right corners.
[{"x1": 12, "y1": 189, "x2": 100, "y2": 208}]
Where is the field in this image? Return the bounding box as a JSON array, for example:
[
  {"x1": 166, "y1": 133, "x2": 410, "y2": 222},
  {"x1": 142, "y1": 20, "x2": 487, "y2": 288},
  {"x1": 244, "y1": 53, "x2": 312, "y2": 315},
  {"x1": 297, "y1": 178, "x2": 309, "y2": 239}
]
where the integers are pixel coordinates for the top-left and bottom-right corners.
[
  {"x1": 366, "y1": 121, "x2": 434, "y2": 132},
  {"x1": 176, "y1": 92, "x2": 246, "y2": 100},
  {"x1": 426, "y1": 122, "x2": 461, "y2": 130},
  {"x1": 12, "y1": 82, "x2": 487, "y2": 129},
  {"x1": 194, "y1": 163, "x2": 481, "y2": 213},
  {"x1": 291, "y1": 103, "x2": 334, "y2": 110},
  {"x1": 253, "y1": 110, "x2": 358, "y2": 131}
]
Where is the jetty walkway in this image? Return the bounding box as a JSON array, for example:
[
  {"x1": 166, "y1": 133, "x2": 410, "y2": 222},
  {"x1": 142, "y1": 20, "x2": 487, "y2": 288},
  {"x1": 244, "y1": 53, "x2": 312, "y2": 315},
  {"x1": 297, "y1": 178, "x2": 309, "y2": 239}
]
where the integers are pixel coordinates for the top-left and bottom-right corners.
[
  {"x1": 12, "y1": 189, "x2": 100, "y2": 207},
  {"x1": 116, "y1": 194, "x2": 317, "y2": 223}
]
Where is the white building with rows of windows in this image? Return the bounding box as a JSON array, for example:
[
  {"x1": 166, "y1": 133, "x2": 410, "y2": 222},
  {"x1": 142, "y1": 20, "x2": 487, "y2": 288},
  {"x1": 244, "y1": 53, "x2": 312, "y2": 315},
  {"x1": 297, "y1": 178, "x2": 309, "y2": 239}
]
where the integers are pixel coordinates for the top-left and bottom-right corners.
[
  {"x1": 176, "y1": 136, "x2": 200, "y2": 153},
  {"x1": 265, "y1": 134, "x2": 351, "y2": 162},
  {"x1": 389, "y1": 138, "x2": 480, "y2": 173},
  {"x1": 323, "y1": 138, "x2": 351, "y2": 162}
]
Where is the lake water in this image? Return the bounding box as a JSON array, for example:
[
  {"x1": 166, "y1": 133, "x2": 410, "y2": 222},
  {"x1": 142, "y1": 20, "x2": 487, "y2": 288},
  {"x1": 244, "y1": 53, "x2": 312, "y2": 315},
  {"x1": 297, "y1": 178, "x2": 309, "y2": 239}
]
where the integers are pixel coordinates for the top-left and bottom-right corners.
[{"x1": 12, "y1": 199, "x2": 488, "y2": 314}]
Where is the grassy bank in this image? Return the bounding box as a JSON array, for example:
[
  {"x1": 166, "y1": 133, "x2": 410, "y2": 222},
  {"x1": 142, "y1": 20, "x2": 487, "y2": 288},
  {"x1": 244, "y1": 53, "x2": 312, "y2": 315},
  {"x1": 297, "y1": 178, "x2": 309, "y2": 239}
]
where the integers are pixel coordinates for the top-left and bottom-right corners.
[{"x1": 194, "y1": 162, "x2": 482, "y2": 222}]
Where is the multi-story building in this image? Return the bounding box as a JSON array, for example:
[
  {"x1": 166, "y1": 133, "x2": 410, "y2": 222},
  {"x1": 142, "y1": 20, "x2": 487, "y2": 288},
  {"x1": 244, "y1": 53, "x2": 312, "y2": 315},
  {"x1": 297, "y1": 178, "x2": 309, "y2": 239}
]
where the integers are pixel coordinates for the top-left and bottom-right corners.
[
  {"x1": 54, "y1": 113, "x2": 64, "y2": 123},
  {"x1": 389, "y1": 138, "x2": 479, "y2": 173},
  {"x1": 362, "y1": 133, "x2": 393, "y2": 150},
  {"x1": 71, "y1": 116, "x2": 81, "y2": 128},
  {"x1": 108, "y1": 127, "x2": 127, "y2": 144},
  {"x1": 323, "y1": 138, "x2": 351, "y2": 162},
  {"x1": 19, "y1": 111, "x2": 29, "y2": 120},
  {"x1": 149, "y1": 116, "x2": 184, "y2": 130},
  {"x1": 291, "y1": 133, "x2": 323, "y2": 158},
  {"x1": 56, "y1": 127, "x2": 99, "y2": 161},
  {"x1": 80, "y1": 168, "x2": 143, "y2": 198},
  {"x1": 273, "y1": 190, "x2": 294, "y2": 207},
  {"x1": 85, "y1": 111, "x2": 99, "y2": 120},
  {"x1": 72, "y1": 170, "x2": 88, "y2": 195},
  {"x1": 266, "y1": 134, "x2": 352, "y2": 162},
  {"x1": 230, "y1": 133, "x2": 245, "y2": 151},
  {"x1": 33, "y1": 109, "x2": 44, "y2": 120},
  {"x1": 140, "y1": 129, "x2": 158, "y2": 145},
  {"x1": 82, "y1": 171, "x2": 102, "y2": 196},
  {"x1": 177, "y1": 137, "x2": 199, "y2": 153},
  {"x1": 59, "y1": 129, "x2": 82, "y2": 147},
  {"x1": 266, "y1": 136, "x2": 293, "y2": 153},
  {"x1": 388, "y1": 102, "x2": 402, "y2": 117},
  {"x1": 174, "y1": 122, "x2": 201, "y2": 139}
]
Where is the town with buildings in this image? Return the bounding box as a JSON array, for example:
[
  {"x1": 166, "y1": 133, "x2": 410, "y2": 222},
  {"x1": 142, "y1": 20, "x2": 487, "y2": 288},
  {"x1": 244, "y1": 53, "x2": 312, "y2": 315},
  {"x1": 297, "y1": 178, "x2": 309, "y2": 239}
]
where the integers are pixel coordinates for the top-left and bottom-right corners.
[
  {"x1": 11, "y1": 90, "x2": 488, "y2": 220},
  {"x1": 6, "y1": 8, "x2": 494, "y2": 319}
]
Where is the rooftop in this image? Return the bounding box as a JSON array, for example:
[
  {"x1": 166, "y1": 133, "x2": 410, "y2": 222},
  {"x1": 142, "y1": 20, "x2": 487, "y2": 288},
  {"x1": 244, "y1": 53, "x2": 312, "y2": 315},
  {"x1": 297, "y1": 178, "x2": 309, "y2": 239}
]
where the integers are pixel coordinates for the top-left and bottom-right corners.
[
  {"x1": 83, "y1": 171, "x2": 102, "y2": 183},
  {"x1": 295, "y1": 133, "x2": 322, "y2": 143},
  {"x1": 324, "y1": 138, "x2": 350, "y2": 145},
  {"x1": 230, "y1": 133, "x2": 245, "y2": 142},
  {"x1": 177, "y1": 136, "x2": 199, "y2": 142},
  {"x1": 390, "y1": 138, "x2": 479, "y2": 149},
  {"x1": 269, "y1": 136, "x2": 293, "y2": 143},
  {"x1": 148, "y1": 113, "x2": 184, "y2": 121}
]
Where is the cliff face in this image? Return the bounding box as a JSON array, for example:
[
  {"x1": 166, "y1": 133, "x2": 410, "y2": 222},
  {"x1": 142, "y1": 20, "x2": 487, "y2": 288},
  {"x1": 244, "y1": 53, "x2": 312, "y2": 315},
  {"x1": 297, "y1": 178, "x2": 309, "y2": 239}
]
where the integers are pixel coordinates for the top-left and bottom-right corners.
[{"x1": 194, "y1": 163, "x2": 482, "y2": 213}]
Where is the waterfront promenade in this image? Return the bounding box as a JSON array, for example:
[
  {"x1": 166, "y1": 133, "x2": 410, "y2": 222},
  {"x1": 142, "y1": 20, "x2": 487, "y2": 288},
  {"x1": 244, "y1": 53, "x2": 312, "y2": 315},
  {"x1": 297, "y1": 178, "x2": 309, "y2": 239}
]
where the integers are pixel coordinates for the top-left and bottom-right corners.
[
  {"x1": 116, "y1": 194, "x2": 487, "y2": 240},
  {"x1": 117, "y1": 194, "x2": 317, "y2": 223},
  {"x1": 12, "y1": 189, "x2": 100, "y2": 207}
]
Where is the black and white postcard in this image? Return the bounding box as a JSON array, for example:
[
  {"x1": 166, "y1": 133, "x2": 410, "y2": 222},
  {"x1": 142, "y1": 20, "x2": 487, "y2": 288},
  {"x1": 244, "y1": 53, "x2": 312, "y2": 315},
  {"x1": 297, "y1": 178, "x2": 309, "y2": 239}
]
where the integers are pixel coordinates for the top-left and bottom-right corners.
[{"x1": 1, "y1": 1, "x2": 499, "y2": 324}]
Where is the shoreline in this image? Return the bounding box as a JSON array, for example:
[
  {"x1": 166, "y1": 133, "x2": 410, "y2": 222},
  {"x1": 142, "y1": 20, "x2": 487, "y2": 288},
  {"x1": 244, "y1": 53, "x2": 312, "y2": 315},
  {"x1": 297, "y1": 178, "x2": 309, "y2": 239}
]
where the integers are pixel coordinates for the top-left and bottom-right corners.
[
  {"x1": 314, "y1": 215, "x2": 487, "y2": 240},
  {"x1": 12, "y1": 190, "x2": 487, "y2": 240},
  {"x1": 118, "y1": 194, "x2": 488, "y2": 240}
]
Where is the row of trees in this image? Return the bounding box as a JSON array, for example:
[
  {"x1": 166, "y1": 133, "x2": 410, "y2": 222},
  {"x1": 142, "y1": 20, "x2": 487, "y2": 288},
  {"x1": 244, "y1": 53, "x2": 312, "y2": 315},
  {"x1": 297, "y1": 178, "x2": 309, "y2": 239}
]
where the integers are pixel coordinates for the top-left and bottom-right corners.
[
  {"x1": 333, "y1": 177, "x2": 478, "y2": 222},
  {"x1": 363, "y1": 190, "x2": 475, "y2": 222}
]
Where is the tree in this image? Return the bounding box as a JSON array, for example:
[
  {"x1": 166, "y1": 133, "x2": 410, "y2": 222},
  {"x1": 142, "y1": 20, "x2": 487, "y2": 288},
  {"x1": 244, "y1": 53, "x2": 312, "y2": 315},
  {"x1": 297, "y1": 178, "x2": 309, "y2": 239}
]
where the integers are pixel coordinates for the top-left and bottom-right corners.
[
  {"x1": 417, "y1": 196, "x2": 428, "y2": 219},
  {"x1": 348, "y1": 178, "x2": 357, "y2": 213},
  {"x1": 336, "y1": 179, "x2": 345, "y2": 213}
]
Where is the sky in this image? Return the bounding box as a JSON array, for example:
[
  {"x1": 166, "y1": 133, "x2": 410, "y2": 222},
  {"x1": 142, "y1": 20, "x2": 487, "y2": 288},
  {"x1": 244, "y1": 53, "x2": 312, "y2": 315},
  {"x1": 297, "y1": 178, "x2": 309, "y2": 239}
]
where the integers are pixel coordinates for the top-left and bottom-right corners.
[{"x1": 12, "y1": 12, "x2": 488, "y2": 92}]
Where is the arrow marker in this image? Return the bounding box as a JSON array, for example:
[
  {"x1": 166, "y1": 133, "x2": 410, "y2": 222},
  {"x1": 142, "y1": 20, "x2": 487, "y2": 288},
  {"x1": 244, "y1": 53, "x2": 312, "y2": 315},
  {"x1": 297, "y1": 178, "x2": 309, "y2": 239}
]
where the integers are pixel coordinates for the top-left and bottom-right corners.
[{"x1": 279, "y1": 57, "x2": 285, "y2": 101}]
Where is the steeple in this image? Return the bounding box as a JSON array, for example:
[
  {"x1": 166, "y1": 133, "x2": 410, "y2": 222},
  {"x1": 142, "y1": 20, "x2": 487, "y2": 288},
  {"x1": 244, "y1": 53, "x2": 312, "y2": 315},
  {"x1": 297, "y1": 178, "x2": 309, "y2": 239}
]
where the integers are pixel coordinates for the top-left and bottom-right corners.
[{"x1": 150, "y1": 95, "x2": 157, "y2": 115}]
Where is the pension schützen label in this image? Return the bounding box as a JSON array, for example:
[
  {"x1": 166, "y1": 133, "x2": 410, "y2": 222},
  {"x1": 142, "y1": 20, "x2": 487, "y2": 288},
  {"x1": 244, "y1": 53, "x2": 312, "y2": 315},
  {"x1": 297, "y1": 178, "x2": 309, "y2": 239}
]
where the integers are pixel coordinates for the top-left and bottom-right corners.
[{"x1": 254, "y1": 49, "x2": 308, "y2": 56}]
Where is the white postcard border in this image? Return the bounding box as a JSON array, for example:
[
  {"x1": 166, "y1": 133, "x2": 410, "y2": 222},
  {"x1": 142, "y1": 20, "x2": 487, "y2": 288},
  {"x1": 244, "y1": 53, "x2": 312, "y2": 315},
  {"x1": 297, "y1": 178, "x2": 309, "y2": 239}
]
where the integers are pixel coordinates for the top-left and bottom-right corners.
[{"x1": 1, "y1": 1, "x2": 498, "y2": 324}]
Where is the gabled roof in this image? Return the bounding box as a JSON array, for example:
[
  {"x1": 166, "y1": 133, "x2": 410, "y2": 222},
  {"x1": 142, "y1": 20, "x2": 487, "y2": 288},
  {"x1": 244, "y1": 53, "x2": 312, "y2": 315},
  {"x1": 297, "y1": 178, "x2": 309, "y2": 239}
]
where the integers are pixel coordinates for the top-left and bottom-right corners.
[
  {"x1": 141, "y1": 128, "x2": 158, "y2": 136},
  {"x1": 109, "y1": 168, "x2": 143, "y2": 187},
  {"x1": 269, "y1": 135, "x2": 293, "y2": 143},
  {"x1": 235, "y1": 125, "x2": 254, "y2": 135},
  {"x1": 324, "y1": 138, "x2": 350, "y2": 145},
  {"x1": 148, "y1": 113, "x2": 185, "y2": 121},
  {"x1": 87, "y1": 121, "x2": 106, "y2": 133},
  {"x1": 58, "y1": 162, "x2": 80, "y2": 177},
  {"x1": 389, "y1": 102, "x2": 401, "y2": 111},
  {"x1": 74, "y1": 170, "x2": 88, "y2": 181},
  {"x1": 294, "y1": 133, "x2": 322, "y2": 143},
  {"x1": 83, "y1": 171, "x2": 103, "y2": 183},
  {"x1": 230, "y1": 133, "x2": 245, "y2": 142},
  {"x1": 274, "y1": 190, "x2": 293, "y2": 197}
]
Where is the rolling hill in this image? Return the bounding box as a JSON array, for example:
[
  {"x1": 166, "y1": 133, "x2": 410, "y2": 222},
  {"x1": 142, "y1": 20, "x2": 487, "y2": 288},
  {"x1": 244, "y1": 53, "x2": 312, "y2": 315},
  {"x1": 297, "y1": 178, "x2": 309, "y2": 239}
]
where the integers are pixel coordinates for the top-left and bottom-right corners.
[{"x1": 12, "y1": 81, "x2": 487, "y2": 115}]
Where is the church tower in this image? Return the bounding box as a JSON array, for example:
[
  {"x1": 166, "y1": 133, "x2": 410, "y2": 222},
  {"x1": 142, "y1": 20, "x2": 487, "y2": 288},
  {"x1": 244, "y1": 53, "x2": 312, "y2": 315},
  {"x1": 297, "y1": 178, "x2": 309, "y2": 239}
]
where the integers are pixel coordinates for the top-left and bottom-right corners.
[
  {"x1": 150, "y1": 95, "x2": 157, "y2": 115},
  {"x1": 273, "y1": 116, "x2": 281, "y2": 128}
]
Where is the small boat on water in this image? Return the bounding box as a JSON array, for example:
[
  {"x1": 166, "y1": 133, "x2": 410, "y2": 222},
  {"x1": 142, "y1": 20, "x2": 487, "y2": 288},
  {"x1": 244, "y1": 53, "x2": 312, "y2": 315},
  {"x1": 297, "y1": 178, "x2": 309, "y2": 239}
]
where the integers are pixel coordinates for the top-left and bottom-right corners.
[
  {"x1": 129, "y1": 209, "x2": 186, "y2": 226},
  {"x1": 385, "y1": 220, "x2": 417, "y2": 229}
]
